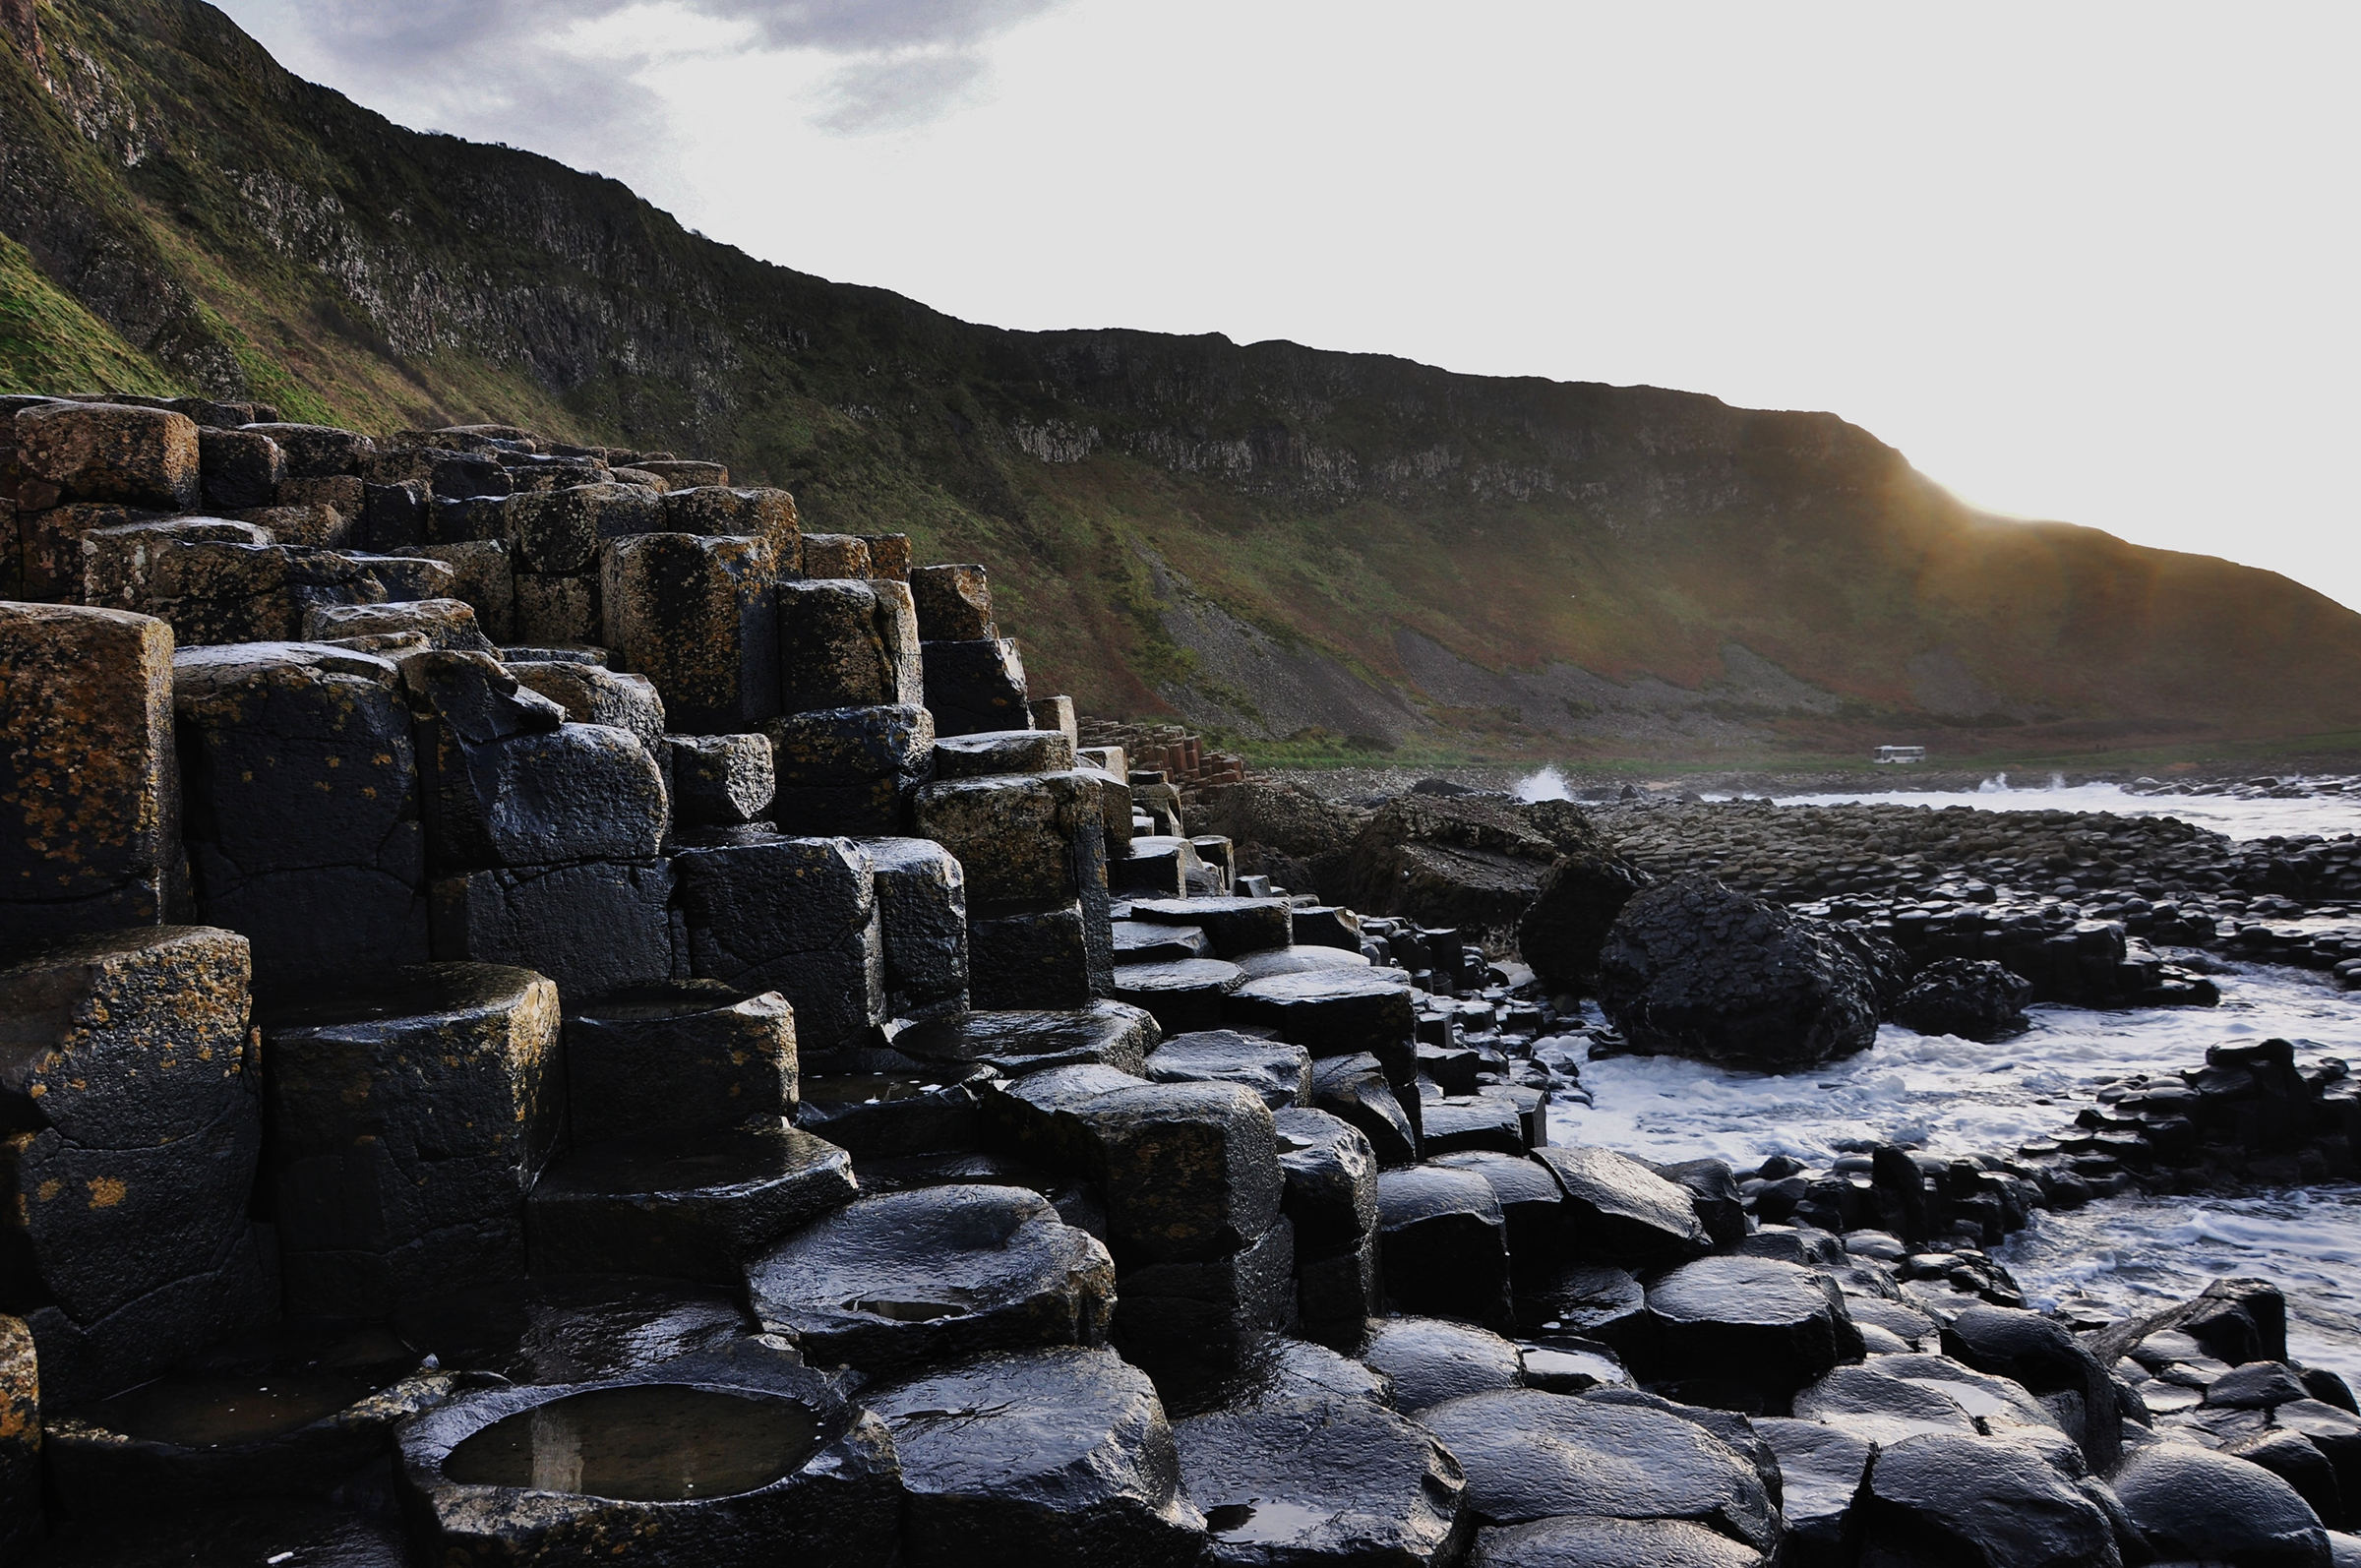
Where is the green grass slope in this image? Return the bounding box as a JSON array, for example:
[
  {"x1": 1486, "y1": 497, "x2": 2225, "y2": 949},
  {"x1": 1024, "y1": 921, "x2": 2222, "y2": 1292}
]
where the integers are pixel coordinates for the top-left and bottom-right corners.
[{"x1": 3, "y1": 0, "x2": 2355, "y2": 763}]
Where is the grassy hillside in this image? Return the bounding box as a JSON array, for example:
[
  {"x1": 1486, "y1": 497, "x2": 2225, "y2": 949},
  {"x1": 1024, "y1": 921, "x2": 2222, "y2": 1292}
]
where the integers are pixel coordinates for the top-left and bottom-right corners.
[{"x1": 5, "y1": 0, "x2": 2358, "y2": 765}]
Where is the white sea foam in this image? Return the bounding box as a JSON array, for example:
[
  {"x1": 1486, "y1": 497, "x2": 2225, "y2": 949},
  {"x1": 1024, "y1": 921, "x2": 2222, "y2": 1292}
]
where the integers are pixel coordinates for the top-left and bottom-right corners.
[
  {"x1": 1549, "y1": 960, "x2": 2357, "y2": 1169},
  {"x1": 1757, "y1": 778, "x2": 2361, "y2": 843},
  {"x1": 1516, "y1": 764, "x2": 1572, "y2": 803},
  {"x1": 1999, "y1": 1189, "x2": 2361, "y2": 1386},
  {"x1": 1540, "y1": 960, "x2": 2361, "y2": 1376}
]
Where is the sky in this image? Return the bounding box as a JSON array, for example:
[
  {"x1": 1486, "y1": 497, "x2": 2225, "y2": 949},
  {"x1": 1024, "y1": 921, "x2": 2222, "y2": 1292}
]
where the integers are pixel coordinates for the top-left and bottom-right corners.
[{"x1": 215, "y1": 1, "x2": 2361, "y2": 611}]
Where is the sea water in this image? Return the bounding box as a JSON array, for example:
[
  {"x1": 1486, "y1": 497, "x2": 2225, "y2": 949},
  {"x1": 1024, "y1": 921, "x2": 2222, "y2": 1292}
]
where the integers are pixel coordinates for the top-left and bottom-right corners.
[
  {"x1": 1758, "y1": 776, "x2": 2361, "y2": 843},
  {"x1": 1510, "y1": 775, "x2": 2361, "y2": 1374},
  {"x1": 1539, "y1": 962, "x2": 2361, "y2": 1382}
]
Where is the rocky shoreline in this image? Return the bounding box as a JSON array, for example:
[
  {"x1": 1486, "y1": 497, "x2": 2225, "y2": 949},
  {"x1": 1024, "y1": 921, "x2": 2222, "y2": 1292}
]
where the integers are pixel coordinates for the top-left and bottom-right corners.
[{"x1": 1, "y1": 395, "x2": 2358, "y2": 1565}]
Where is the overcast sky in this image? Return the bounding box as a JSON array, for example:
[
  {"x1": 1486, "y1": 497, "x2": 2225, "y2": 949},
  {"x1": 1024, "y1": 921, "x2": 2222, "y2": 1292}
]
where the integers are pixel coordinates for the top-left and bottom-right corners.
[{"x1": 217, "y1": 1, "x2": 2361, "y2": 611}]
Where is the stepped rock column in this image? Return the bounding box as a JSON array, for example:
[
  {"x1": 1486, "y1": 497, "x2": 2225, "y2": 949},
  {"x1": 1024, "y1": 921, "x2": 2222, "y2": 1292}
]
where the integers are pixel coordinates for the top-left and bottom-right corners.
[{"x1": 0, "y1": 603, "x2": 180, "y2": 946}]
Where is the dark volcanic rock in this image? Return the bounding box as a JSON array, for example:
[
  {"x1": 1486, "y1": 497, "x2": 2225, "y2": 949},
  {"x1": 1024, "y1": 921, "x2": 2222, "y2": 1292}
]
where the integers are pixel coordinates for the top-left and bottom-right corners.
[
  {"x1": 745, "y1": 1185, "x2": 1115, "y2": 1372},
  {"x1": 1113, "y1": 1217, "x2": 1298, "y2": 1361},
  {"x1": 1176, "y1": 1387, "x2": 1471, "y2": 1567},
  {"x1": 1418, "y1": 1388, "x2": 1778, "y2": 1552},
  {"x1": 1753, "y1": 1417, "x2": 1871, "y2": 1565},
  {"x1": 1940, "y1": 1302, "x2": 2121, "y2": 1473},
  {"x1": 1148, "y1": 1030, "x2": 1312, "y2": 1110},
  {"x1": 1644, "y1": 1255, "x2": 1863, "y2": 1412},
  {"x1": 1534, "y1": 1144, "x2": 1710, "y2": 1265},
  {"x1": 1116, "y1": 958, "x2": 1248, "y2": 1033},
  {"x1": 1596, "y1": 875, "x2": 1880, "y2": 1069},
  {"x1": 1471, "y1": 1516, "x2": 1766, "y2": 1567},
  {"x1": 1273, "y1": 1107, "x2": 1379, "y2": 1253},
  {"x1": 670, "y1": 833, "x2": 884, "y2": 1055},
  {"x1": 1893, "y1": 957, "x2": 2034, "y2": 1042},
  {"x1": 1374, "y1": 1164, "x2": 1512, "y2": 1327},
  {"x1": 1308, "y1": 1054, "x2": 1420, "y2": 1167},
  {"x1": 1343, "y1": 795, "x2": 1593, "y2": 943},
  {"x1": 257, "y1": 963, "x2": 560, "y2": 1317},
  {"x1": 1853, "y1": 1431, "x2": 2123, "y2": 1568},
  {"x1": 396, "y1": 1369, "x2": 900, "y2": 1567},
  {"x1": 563, "y1": 984, "x2": 797, "y2": 1146},
  {"x1": 1359, "y1": 1315, "x2": 1525, "y2": 1414},
  {"x1": 1071, "y1": 1082, "x2": 1284, "y2": 1266},
  {"x1": 872, "y1": 1346, "x2": 1206, "y2": 1567},
  {"x1": 886, "y1": 1000, "x2": 1158, "y2": 1078},
  {"x1": 2111, "y1": 1442, "x2": 2331, "y2": 1567},
  {"x1": 1517, "y1": 848, "x2": 1655, "y2": 994},
  {"x1": 526, "y1": 1125, "x2": 857, "y2": 1286}
]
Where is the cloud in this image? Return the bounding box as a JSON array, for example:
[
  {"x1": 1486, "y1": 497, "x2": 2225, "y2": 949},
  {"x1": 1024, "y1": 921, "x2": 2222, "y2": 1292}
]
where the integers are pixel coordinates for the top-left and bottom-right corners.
[
  {"x1": 231, "y1": 0, "x2": 1066, "y2": 140},
  {"x1": 808, "y1": 48, "x2": 994, "y2": 133}
]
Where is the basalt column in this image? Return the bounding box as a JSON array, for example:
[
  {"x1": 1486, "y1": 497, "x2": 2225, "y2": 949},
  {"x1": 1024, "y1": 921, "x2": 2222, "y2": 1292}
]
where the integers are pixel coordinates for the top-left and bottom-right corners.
[{"x1": 0, "y1": 928, "x2": 270, "y2": 1402}]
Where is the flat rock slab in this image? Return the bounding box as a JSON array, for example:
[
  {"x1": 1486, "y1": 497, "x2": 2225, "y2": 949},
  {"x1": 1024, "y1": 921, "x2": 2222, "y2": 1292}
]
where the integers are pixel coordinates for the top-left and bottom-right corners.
[
  {"x1": 1856, "y1": 1431, "x2": 2125, "y2": 1568},
  {"x1": 1148, "y1": 1030, "x2": 1312, "y2": 1111},
  {"x1": 1232, "y1": 946, "x2": 1372, "y2": 982},
  {"x1": 1792, "y1": 1363, "x2": 1980, "y2": 1447},
  {"x1": 1115, "y1": 921, "x2": 1215, "y2": 962},
  {"x1": 977, "y1": 1064, "x2": 1148, "y2": 1166},
  {"x1": 1360, "y1": 1316, "x2": 1525, "y2": 1414},
  {"x1": 745, "y1": 1184, "x2": 1115, "y2": 1373},
  {"x1": 1226, "y1": 971, "x2": 1419, "y2": 1064},
  {"x1": 871, "y1": 1346, "x2": 1206, "y2": 1567},
  {"x1": 891, "y1": 1001, "x2": 1159, "y2": 1078},
  {"x1": 1418, "y1": 1388, "x2": 1778, "y2": 1553},
  {"x1": 1128, "y1": 897, "x2": 1296, "y2": 957},
  {"x1": 1517, "y1": 1262, "x2": 1650, "y2": 1357},
  {"x1": 1535, "y1": 1145, "x2": 1709, "y2": 1265},
  {"x1": 1471, "y1": 1516, "x2": 1767, "y2": 1567},
  {"x1": 1645, "y1": 1255, "x2": 1864, "y2": 1412},
  {"x1": 1420, "y1": 1096, "x2": 1530, "y2": 1158},
  {"x1": 1176, "y1": 1392, "x2": 1469, "y2": 1567},
  {"x1": 796, "y1": 1070, "x2": 989, "y2": 1159},
  {"x1": 528, "y1": 1125, "x2": 857, "y2": 1286},
  {"x1": 392, "y1": 1274, "x2": 752, "y2": 1383},
  {"x1": 1115, "y1": 959, "x2": 1247, "y2": 1033}
]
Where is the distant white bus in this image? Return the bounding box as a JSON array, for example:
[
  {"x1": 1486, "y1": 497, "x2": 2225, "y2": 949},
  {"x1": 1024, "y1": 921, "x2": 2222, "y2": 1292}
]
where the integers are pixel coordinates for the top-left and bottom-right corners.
[{"x1": 1874, "y1": 746, "x2": 1927, "y2": 765}]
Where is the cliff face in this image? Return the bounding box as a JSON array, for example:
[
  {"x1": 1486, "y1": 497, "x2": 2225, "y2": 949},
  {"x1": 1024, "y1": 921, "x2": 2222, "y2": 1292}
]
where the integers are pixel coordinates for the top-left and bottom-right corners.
[{"x1": 7, "y1": 0, "x2": 2360, "y2": 758}]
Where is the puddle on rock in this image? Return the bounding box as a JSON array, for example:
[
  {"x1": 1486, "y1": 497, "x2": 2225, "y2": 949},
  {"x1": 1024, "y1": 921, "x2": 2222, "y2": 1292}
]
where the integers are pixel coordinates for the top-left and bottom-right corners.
[
  {"x1": 1205, "y1": 1498, "x2": 1337, "y2": 1542},
  {"x1": 95, "y1": 1372, "x2": 383, "y2": 1447},
  {"x1": 89, "y1": 1322, "x2": 420, "y2": 1447},
  {"x1": 800, "y1": 1074, "x2": 945, "y2": 1107},
  {"x1": 445, "y1": 1386, "x2": 818, "y2": 1501}
]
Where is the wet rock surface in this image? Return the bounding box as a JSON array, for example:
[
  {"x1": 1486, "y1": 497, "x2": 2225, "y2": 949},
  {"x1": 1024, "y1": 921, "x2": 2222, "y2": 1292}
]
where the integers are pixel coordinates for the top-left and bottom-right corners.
[
  {"x1": 1420, "y1": 1387, "x2": 1779, "y2": 1552},
  {"x1": 871, "y1": 1346, "x2": 1206, "y2": 1567},
  {"x1": 1176, "y1": 1383, "x2": 1470, "y2": 1566},
  {"x1": 745, "y1": 1185, "x2": 1115, "y2": 1372}
]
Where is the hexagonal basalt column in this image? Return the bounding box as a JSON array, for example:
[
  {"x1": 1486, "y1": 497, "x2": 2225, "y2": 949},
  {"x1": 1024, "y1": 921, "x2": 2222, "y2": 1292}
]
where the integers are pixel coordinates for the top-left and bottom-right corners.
[
  {"x1": 172, "y1": 640, "x2": 428, "y2": 984},
  {"x1": 259, "y1": 964, "x2": 561, "y2": 1317},
  {"x1": 0, "y1": 603, "x2": 178, "y2": 946},
  {"x1": 600, "y1": 532, "x2": 780, "y2": 734},
  {"x1": 670, "y1": 834, "x2": 885, "y2": 1055},
  {"x1": 0, "y1": 927, "x2": 270, "y2": 1402}
]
